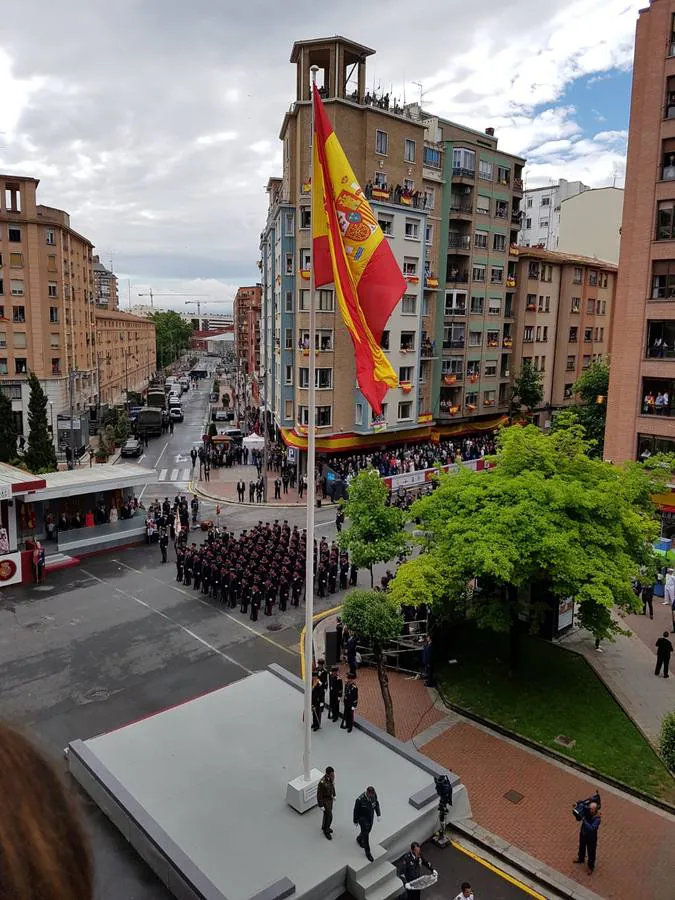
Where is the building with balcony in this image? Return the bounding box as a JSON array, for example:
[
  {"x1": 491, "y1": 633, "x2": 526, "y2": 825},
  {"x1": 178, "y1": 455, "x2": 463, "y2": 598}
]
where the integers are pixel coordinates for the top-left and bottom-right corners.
[
  {"x1": 261, "y1": 36, "x2": 525, "y2": 463},
  {"x1": 509, "y1": 248, "x2": 616, "y2": 425},
  {"x1": 519, "y1": 179, "x2": 589, "y2": 250},
  {"x1": 233, "y1": 284, "x2": 262, "y2": 383},
  {"x1": 92, "y1": 254, "x2": 119, "y2": 310},
  {"x1": 0, "y1": 174, "x2": 98, "y2": 441},
  {"x1": 605, "y1": 0, "x2": 675, "y2": 462},
  {"x1": 95, "y1": 310, "x2": 156, "y2": 406}
]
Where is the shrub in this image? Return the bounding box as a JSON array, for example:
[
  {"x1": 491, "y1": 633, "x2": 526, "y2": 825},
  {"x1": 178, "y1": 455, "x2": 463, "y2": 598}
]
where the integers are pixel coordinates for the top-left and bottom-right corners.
[{"x1": 660, "y1": 711, "x2": 675, "y2": 772}]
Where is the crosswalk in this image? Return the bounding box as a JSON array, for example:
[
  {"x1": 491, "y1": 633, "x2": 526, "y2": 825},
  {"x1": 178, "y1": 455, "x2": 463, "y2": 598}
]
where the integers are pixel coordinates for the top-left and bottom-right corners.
[{"x1": 158, "y1": 467, "x2": 192, "y2": 483}]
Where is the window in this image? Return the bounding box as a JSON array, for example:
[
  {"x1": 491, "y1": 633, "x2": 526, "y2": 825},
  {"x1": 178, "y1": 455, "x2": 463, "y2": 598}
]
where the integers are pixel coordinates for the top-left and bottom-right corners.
[
  {"x1": 299, "y1": 248, "x2": 311, "y2": 270},
  {"x1": 490, "y1": 266, "x2": 503, "y2": 284},
  {"x1": 651, "y1": 260, "x2": 675, "y2": 298},
  {"x1": 479, "y1": 159, "x2": 493, "y2": 181},
  {"x1": 13, "y1": 332, "x2": 26, "y2": 349},
  {"x1": 569, "y1": 326, "x2": 578, "y2": 343},
  {"x1": 571, "y1": 297, "x2": 580, "y2": 313},
  {"x1": 400, "y1": 331, "x2": 416, "y2": 351},
  {"x1": 318, "y1": 290, "x2": 334, "y2": 311},
  {"x1": 51, "y1": 358, "x2": 61, "y2": 375},
  {"x1": 399, "y1": 366, "x2": 414, "y2": 383},
  {"x1": 588, "y1": 270, "x2": 598, "y2": 286},
  {"x1": 541, "y1": 196, "x2": 550, "y2": 207},
  {"x1": 528, "y1": 262, "x2": 540, "y2": 279},
  {"x1": 540, "y1": 264, "x2": 552, "y2": 282},
  {"x1": 9, "y1": 253, "x2": 23, "y2": 268},
  {"x1": 537, "y1": 295, "x2": 550, "y2": 312},
  {"x1": 452, "y1": 148, "x2": 475, "y2": 175},
  {"x1": 284, "y1": 328, "x2": 293, "y2": 349},
  {"x1": 423, "y1": 147, "x2": 441, "y2": 169},
  {"x1": 488, "y1": 297, "x2": 501, "y2": 315},
  {"x1": 0, "y1": 332, "x2": 5, "y2": 349},
  {"x1": 284, "y1": 291, "x2": 293, "y2": 313},
  {"x1": 0, "y1": 359, "x2": 7, "y2": 375},
  {"x1": 285, "y1": 253, "x2": 293, "y2": 275},
  {"x1": 12, "y1": 306, "x2": 25, "y2": 323},
  {"x1": 374, "y1": 171, "x2": 387, "y2": 189},
  {"x1": 46, "y1": 228, "x2": 55, "y2": 245},
  {"x1": 284, "y1": 212, "x2": 294, "y2": 236},
  {"x1": 318, "y1": 329, "x2": 333, "y2": 351},
  {"x1": 375, "y1": 130, "x2": 388, "y2": 155},
  {"x1": 486, "y1": 330, "x2": 500, "y2": 347},
  {"x1": 468, "y1": 330, "x2": 482, "y2": 347},
  {"x1": 564, "y1": 383, "x2": 574, "y2": 399},
  {"x1": 401, "y1": 294, "x2": 417, "y2": 315},
  {"x1": 658, "y1": 200, "x2": 675, "y2": 240},
  {"x1": 48, "y1": 282, "x2": 58, "y2": 298},
  {"x1": 299, "y1": 290, "x2": 310, "y2": 311},
  {"x1": 297, "y1": 206, "x2": 310, "y2": 230},
  {"x1": 527, "y1": 197, "x2": 533, "y2": 208},
  {"x1": 404, "y1": 218, "x2": 420, "y2": 240},
  {"x1": 597, "y1": 299, "x2": 606, "y2": 315},
  {"x1": 8, "y1": 227, "x2": 21, "y2": 243},
  {"x1": 483, "y1": 391, "x2": 497, "y2": 407},
  {"x1": 493, "y1": 233, "x2": 506, "y2": 251},
  {"x1": 297, "y1": 405, "x2": 309, "y2": 426},
  {"x1": 474, "y1": 231, "x2": 488, "y2": 249},
  {"x1": 582, "y1": 354, "x2": 591, "y2": 369},
  {"x1": 566, "y1": 355, "x2": 576, "y2": 371},
  {"x1": 495, "y1": 200, "x2": 508, "y2": 219},
  {"x1": 534, "y1": 356, "x2": 546, "y2": 372},
  {"x1": 421, "y1": 294, "x2": 429, "y2": 316},
  {"x1": 473, "y1": 265, "x2": 486, "y2": 282},
  {"x1": 422, "y1": 187, "x2": 435, "y2": 210},
  {"x1": 403, "y1": 258, "x2": 418, "y2": 277},
  {"x1": 523, "y1": 325, "x2": 534, "y2": 343},
  {"x1": 14, "y1": 359, "x2": 27, "y2": 375},
  {"x1": 371, "y1": 403, "x2": 387, "y2": 423},
  {"x1": 404, "y1": 139, "x2": 416, "y2": 162},
  {"x1": 380, "y1": 330, "x2": 390, "y2": 351},
  {"x1": 599, "y1": 272, "x2": 608, "y2": 288},
  {"x1": 496, "y1": 166, "x2": 510, "y2": 186},
  {"x1": 378, "y1": 213, "x2": 394, "y2": 236},
  {"x1": 47, "y1": 255, "x2": 57, "y2": 272},
  {"x1": 50, "y1": 333, "x2": 60, "y2": 349},
  {"x1": 284, "y1": 400, "x2": 293, "y2": 420},
  {"x1": 476, "y1": 195, "x2": 490, "y2": 215},
  {"x1": 425, "y1": 222, "x2": 433, "y2": 245},
  {"x1": 484, "y1": 359, "x2": 497, "y2": 376},
  {"x1": 444, "y1": 291, "x2": 467, "y2": 315},
  {"x1": 525, "y1": 217, "x2": 532, "y2": 229},
  {"x1": 284, "y1": 365, "x2": 293, "y2": 385},
  {"x1": 584, "y1": 327, "x2": 593, "y2": 342},
  {"x1": 537, "y1": 325, "x2": 548, "y2": 342},
  {"x1": 586, "y1": 298, "x2": 595, "y2": 314},
  {"x1": 470, "y1": 296, "x2": 483, "y2": 314},
  {"x1": 355, "y1": 403, "x2": 363, "y2": 426},
  {"x1": 10, "y1": 280, "x2": 24, "y2": 297},
  {"x1": 317, "y1": 406, "x2": 332, "y2": 427},
  {"x1": 595, "y1": 327, "x2": 605, "y2": 342},
  {"x1": 398, "y1": 401, "x2": 413, "y2": 421}
]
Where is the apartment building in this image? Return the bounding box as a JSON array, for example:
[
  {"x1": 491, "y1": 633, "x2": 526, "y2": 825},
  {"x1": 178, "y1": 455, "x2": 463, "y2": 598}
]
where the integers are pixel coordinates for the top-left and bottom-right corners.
[
  {"x1": 510, "y1": 248, "x2": 616, "y2": 424},
  {"x1": 519, "y1": 179, "x2": 589, "y2": 250},
  {"x1": 95, "y1": 310, "x2": 157, "y2": 406},
  {"x1": 93, "y1": 254, "x2": 119, "y2": 309},
  {"x1": 261, "y1": 36, "x2": 525, "y2": 460},
  {"x1": 233, "y1": 284, "x2": 262, "y2": 377},
  {"x1": 557, "y1": 187, "x2": 624, "y2": 265},
  {"x1": 0, "y1": 174, "x2": 97, "y2": 439},
  {"x1": 605, "y1": 0, "x2": 675, "y2": 462}
]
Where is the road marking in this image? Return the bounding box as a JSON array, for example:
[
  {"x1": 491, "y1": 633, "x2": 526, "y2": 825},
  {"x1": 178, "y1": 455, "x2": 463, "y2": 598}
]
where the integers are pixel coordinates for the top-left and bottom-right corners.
[
  {"x1": 450, "y1": 840, "x2": 546, "y2": 900},
  {"x1": 111, "y1": 560, "x2": 297, "y2": 660},
  {"x1": 159, "y1": 469, "x2": 168, "y2": 481},
  {"x1": 155, "y1": 440, "x2": 169, "y2": 468},
  {"x1": 81, "y1": 568, "x2": 253, "y2": 675},
  {"x1": 170, "y1": 468, "x2": 179, "y2": 481},
  {"x1": 139, "y1": 454, "x2": 146, "y2": 463},
  {"x1": 181, "y1": 467, "x2": 190, "y2": 480}
]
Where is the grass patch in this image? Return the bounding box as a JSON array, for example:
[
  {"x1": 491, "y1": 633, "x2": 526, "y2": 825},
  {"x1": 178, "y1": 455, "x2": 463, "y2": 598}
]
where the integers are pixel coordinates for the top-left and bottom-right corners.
[{"x1": 438, "y1": 627, "x2": 675, "y2": 802}]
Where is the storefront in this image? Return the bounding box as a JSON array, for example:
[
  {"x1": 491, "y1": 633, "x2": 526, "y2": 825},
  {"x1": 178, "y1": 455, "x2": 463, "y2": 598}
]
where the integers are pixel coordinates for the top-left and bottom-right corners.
[{"x1": 0, "y1": 463, "x2": 47, "y2": 587}]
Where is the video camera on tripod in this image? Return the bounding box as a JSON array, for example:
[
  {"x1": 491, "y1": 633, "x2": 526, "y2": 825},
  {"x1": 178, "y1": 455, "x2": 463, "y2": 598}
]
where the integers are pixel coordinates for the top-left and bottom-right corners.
[{"x1": 431, "y1": 774, "x2": 453, "y2": 847}]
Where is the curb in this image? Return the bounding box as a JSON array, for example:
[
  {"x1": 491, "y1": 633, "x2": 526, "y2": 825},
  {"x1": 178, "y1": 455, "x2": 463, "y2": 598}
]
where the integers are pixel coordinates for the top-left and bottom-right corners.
[
  {"x1": 190, "y1": 483, "x2": 325, "y2": 511},
  {"x1": 435, "y1": 681, "x2": 675, "y2": 816}
]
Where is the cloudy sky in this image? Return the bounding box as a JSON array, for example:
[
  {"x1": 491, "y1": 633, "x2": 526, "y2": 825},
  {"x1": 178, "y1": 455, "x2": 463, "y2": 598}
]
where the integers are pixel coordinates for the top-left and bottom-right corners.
[{"x1": 0, "y1": 0, "x2": 639, "y2": 313}]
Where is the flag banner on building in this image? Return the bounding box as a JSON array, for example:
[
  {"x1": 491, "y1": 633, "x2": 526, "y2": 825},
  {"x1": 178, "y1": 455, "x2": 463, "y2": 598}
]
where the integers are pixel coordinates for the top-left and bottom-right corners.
[{"x1": 311, "y1": 85, "x2": 405, "y2": 414}]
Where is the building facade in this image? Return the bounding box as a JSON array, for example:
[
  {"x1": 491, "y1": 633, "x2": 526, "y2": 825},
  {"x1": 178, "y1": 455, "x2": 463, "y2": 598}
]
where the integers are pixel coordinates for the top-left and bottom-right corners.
[
  {"x1": 95, "y1": 310, "x2": 156, "y2": 407},
  {"x1": 92, "y1": 254, "x2": 119, "y2": 309},
  {"x1": 261, "y1": 37, "x2": 525, "y2": 459},
  {"x1": 233, "y1": 285, "x2": 262, "y2": 377},
  {"x1": 605, "y1": 0, "x2": 675, "y2": 462},
  {"x1": 557, "y1": 187, "x2": 624, "y2": 266},
  {"x1": 0, "y1": 174, "x2": 98, "y2": 440},
  {"x1": 510, "y1": 248, "x2": 616, "y2": 424},
  {"x1": 519, "y1": 179, "x2": 590, "y2": 250}
]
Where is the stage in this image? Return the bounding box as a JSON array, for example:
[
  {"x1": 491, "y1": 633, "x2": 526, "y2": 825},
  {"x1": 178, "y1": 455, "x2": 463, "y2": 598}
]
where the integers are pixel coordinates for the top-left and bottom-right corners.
[{"x1": 68, "y1": 665, "x2": 470, "y2": 900}]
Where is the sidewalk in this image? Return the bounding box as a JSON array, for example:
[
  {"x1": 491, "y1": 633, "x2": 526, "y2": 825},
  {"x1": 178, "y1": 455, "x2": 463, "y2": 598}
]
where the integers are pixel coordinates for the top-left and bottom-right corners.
[
  {"x1": 194, "y1": 462, "x2": 342, "y2": 509},
  {"x1": 559, "y1": 608, "x2": 674, "y2": 744},
  {"x1": 317, "y1": 612, "x2": 675, "y2": 900}
]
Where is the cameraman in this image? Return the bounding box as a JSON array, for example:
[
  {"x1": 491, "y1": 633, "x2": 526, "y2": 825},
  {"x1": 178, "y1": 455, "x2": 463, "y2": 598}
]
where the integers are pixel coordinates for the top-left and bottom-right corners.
[{"x1": 574, "y1": 799, "x2": 601, "y2": 874}]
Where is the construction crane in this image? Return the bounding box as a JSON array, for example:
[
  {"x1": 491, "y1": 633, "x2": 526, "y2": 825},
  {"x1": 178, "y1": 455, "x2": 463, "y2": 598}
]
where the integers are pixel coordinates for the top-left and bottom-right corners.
[
  {"x1": 184, "y1": 299, "x2": 225, "y2": 318},
  {"x1": 137, "y1": 289, "x2": 209, "y2": 310}
]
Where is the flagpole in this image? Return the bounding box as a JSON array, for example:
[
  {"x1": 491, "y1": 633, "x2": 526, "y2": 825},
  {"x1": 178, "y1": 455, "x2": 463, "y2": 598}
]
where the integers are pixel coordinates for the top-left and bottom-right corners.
[{"x1": 303, "y1": 65, "x2": 320, "y2": 782}]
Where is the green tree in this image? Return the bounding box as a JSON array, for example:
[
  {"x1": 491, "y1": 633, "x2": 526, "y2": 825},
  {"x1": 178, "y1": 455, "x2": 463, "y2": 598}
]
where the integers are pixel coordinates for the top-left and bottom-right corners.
[
  {"x1": 337, "y1": 469, "x2": 408, "y2": 586},
  {"x1": 393, "y1": 425, "x2": 662, "y2": 670},
  {"x1": 23, "y1": 373, "x2": 57, "y2": 474},
  {"x1": 341, "y1": 589, "x2": 403, "y2": 736},
  {"x1": 660, "y1": 711, "x2": 675, "y2": 772},
  {"x1": 511, "y1": 359, "x2": 544, "y2": 415},
  {"x1": 149, "y1": 310, "x2": 193, "y2": 368},
  {"x1": 112, "y1": 408, "x2": 131, "y2": 444},
  {"x1": 0, "y1": 392, "x2": 18, "y2": 463},
  {"x1": 551, "y1": 361, "x2": 609, "y2": 457}
]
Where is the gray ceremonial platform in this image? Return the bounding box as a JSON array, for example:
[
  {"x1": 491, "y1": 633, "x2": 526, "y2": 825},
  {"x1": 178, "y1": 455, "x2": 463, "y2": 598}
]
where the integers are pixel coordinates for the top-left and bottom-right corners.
[{"x1": 67, "y1": 665, "x2": 471, "y2": 900}]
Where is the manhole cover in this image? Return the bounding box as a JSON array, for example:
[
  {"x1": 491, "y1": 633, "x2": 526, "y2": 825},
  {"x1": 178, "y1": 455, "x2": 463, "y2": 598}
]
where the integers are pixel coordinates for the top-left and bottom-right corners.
[
  {"x1": 84, "y1": 689, "x2": 110, "y2": 702},
  {"x1": 267, "y1": 624, "x2": 283, "y2": 632},
  {"x1": 504, "y1": 790, "x2": 524, "y2": 804},
  {"x1": 555, "y1": 734, "x2": 576, "y2": 749}
]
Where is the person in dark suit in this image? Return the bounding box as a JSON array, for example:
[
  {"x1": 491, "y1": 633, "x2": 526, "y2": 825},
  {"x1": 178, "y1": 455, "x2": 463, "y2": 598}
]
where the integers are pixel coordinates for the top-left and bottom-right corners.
[
  {"x1": 159, "y1": 529, "x2": 169, "y2": 563},
  {"x1": 353, "y1": 786, "x2": 380, "y2": 861},
  {"x1": 655, "y1": 631, "x2": 673, "y2": 677},
  {"x1": 311, "y1": 672, "x2": 324, "y2": 731},
  {"x1": 316, "y1": 766, "x2": 336, "y2": 840},
  {"x1": 398, "y1": 842, "x2": 436, "y2": 900},
  {"x1": 347, "y1": 634, "x2": 358, "y2": 677},
  {"x1": 574, "y1": 800, "x2": 601, "y2": 873},
  {"x1": 341, "y1": 672, "x2": 358, "y2": 732},
  {"x1": 328, "y1": 666, "x2": 343, "y2": 722}
]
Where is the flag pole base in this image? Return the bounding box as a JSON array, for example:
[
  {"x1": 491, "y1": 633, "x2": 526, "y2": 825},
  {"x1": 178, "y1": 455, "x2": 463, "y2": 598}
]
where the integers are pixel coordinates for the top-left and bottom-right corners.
[{"x1": 286, "y1": 768, "x2": 323, "y2": 814}]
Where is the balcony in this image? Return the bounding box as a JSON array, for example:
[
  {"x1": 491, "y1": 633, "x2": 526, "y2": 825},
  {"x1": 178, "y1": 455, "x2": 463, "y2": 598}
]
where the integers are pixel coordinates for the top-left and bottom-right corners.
[
  {"x1": 448, "y1": 234, "x2": 471, "y2": 251},
  {"x1": 446, "y1": 268, "x2": 469, "y2": 284},
  {"x1": 420, "y1": 340, "x2": 435, "y2": 358},
  {"x1": 513, "y1": 177, "x2": 524, "y2": 193},
  {"x1": 502, "y1": 337, "x2": 513, "y2": 348},
  {"x1": 445, "y1": 305, "x2": 467, "y2": 317},
  {"x1": 505, "y1": 276, "x2": 517, "y2": 288},
  {"x1": 511, "y1": 210, "x2": 523, "y2": 225},
  {"x1": 424, "y1": 274, "x2": 439, "y2": 289},
  {"x1": 663, "y1": 164, "x2": 675, "y2": 182},
  {"x1": 452, "y1": 166, "x2": 475, "y2": 180},
  {"x1": 442, "y1": 373, "x2": 463, "y2": 385},
  {"x1": 642, "y1": 377, "x2": 674, "y2": 416},
  {"x1": 449, "y1": 201, "x2": 473, "y2": 217},
  {"x1": 364, "y1": 182, "x2": 432, "y2": 211},
  {"x1": 443, "y1": 338, "x2": 466, "y2": 350}
]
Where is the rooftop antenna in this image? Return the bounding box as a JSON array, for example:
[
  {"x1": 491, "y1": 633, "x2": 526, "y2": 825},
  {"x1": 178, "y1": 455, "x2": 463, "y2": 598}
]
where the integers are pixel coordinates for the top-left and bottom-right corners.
[
  {"x1": 412, "y1": 81, "x2": 427, "y2": 106},
  {"x1": 611, "y1": 165, "x2": 619, "y2": 188}
]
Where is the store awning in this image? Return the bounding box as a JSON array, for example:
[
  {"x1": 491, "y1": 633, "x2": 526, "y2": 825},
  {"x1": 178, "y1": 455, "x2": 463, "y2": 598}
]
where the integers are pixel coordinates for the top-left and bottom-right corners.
[
  {"x1": 0, "y1": 462, "x2": 47, "y2": 499},
  {"x1": 28, "y1": 464, "x2": 157, "y2": 501}
]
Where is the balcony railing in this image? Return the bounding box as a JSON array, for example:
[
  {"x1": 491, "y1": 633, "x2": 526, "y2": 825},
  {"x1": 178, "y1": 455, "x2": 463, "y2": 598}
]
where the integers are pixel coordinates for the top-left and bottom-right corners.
[
  {"x1": 452, "y1": 167, "x2": 476, "y2": 179},
  {"x1": 364, "y1": 183, "x2": 432, "y2": 211},
  {"x1": 511, "y1": 210, "x2": 523, "y2": 224},
  {"x1": 420, "y1": 341, "x2": 435, "y2": 358},
  {"x1": 444, "y1": 306, "x2": 467, "y2": 317},
  {"x1": 449, "y1": 202, "x2": 473, "y2": 214},
  {"x1": 513, "y1": 177, "x2": 524, "y2": 192},
  {"x1": 446, "y1": 271, "x2": 469, "y2": 284},
  {"x1": 448, "y1": 234, "x2": 471, "y2": 250},
  {"x1": 443, "y1": 339, "x2": 466, "y2": 349},
  {"x1": 646, "y1": 343, "x2": 675, "y2": 358}
]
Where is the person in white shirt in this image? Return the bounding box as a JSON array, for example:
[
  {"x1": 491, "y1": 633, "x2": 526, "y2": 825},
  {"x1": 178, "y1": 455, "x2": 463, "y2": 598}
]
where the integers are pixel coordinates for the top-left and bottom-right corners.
[
  {"x1": 453, "y1": 883, "x2": 474, "y2": 900},
  {"x1": 664, "y1": 568, "x2": 675, "y2": 606}
]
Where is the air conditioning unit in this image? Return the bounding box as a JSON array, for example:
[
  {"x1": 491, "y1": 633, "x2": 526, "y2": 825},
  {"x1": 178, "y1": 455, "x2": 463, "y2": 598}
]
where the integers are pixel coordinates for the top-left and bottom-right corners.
[{"x1": 504, "y1": 370, "x2": 510, "y2": 377}]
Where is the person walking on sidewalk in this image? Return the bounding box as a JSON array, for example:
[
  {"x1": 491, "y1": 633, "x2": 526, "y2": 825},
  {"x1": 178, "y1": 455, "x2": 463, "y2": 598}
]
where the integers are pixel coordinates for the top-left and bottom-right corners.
[
  {"x1": 663, "y1": 568, "x2": 675, "y2": 606},
  {"x1": 353, "y1": 786, "x2": 380, "y2": 862},
  {"x1": 655, "y1": 631, "x2": 673, "y2": 678},
  {"x1": 574, "y1": 800, "x2": 601, "y2": 874},
  {"x1": 341, "y1": 672, "x2": 358, "y2": 732},
  {"x1": 642, "y1": 582, "x2": 654, "y2": 619},
  {"x1": 317, "y1": 766, "x2": 336, "y2": 840}
]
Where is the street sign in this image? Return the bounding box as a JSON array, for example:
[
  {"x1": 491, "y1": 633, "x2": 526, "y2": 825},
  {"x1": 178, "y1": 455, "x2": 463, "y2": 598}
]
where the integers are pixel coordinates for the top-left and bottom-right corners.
[{"x1": 287, "y1": 448, "x2": 296, "y2": 462}]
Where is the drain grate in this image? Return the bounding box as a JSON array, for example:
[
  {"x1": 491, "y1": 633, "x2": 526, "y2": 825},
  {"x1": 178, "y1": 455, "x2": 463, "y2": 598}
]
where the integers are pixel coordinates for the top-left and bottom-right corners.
[
  {"x1": 555, "y1": 734, "x2": 576, "y2": 749},
  {"x1": 504, "y1": 789, "x2": 524, "y2": 804},
  {"x1": 267, "y1": 623, "x2": 283, "y2": 632}
]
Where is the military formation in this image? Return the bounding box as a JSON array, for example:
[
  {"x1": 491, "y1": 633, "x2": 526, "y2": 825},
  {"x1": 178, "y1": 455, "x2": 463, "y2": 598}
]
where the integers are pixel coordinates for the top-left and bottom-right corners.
[{"x1": 173, "y1": 520, "x2": 357, "y2": 618}]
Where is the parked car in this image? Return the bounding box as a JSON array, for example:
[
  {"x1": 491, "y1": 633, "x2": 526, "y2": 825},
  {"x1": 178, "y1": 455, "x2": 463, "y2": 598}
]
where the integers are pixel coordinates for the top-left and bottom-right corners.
[
  {"x1": 212, "y1": 409, "x2": 231, "y2": 422},
  {"x1": 169, "y1": 407, "x2": 184, "y2": 422},
  {"x1": 120, "y1": 438, "x2": 143, "y2": 458}
]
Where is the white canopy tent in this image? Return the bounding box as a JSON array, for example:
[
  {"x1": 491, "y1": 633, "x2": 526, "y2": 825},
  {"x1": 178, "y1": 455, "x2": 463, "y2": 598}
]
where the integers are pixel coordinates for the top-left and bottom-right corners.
[{"x1": 242, "y1": 434, "x2": 264, "y2": 449}]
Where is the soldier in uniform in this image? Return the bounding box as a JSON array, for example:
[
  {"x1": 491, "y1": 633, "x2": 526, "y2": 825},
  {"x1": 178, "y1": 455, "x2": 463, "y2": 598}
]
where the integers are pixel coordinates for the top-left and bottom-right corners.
[
  {"x1": 315, "y1": 658, "x2": 328, "y2": 701},
  {"x1": 341, "y1": 672, "x2": 358, "y2": 733},
  {"x1": 316, "y1": 766, "x2": 336, "y2": 840},
  {"x1": 250, "y1": 582, "x2": 261, "y2": 621},
  {"x1": 311, "y1": 671, "x2": 325, "y2": 731},
  {"x1": 278, "y1": 571, "x2": 289, "y2": 612},
  {"x1": 192, "y1": 553, "x2": 202, "y2": 592},
  {"x1": 159, "y1": 529, "x2": 169, "y2": 563},
  {"x1": 183, "y1": 547, "x2": 193, "y2": 586},
  {"x1": 175, "y1": 545, "x2": 184, "y2": 583},
  {"x1": 328, "y1": 665, "x2": 343, "y2": 722},
  {"x1": 291, "y1": 572, "x2": 302, "y2": 607},
  {"x1": 397, "y1": 842, "x2": 436, "y2": 900}
]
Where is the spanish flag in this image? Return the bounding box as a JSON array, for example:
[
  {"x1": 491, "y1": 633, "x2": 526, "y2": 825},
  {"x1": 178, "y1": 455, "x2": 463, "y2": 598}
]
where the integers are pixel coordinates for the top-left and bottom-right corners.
[{"x1": 312, "y1": 86, "x2": 405, "y2": 415}]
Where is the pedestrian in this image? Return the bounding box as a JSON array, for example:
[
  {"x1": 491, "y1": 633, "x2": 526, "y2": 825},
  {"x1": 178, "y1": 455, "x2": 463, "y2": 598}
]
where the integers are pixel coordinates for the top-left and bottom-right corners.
[
  {"x1": 298, "y1": 476, "x2": 305, "y2": 500},
  {"x1": 328, "y1": 665, "x2": 343, "y2": 722},
  {"x1": 655, "y1": 631, "x2": 673, "y2": 677},
  {"x1": 237, "y1": 479, "x2": 245, "y2": 502},
  {"x1": 317, "y1": 766, "x2": 336, "y2": 840},
  {"x1": 311, "y1": 672, "x2": 324, "y2": 731},
  {"x1": 190, "y1": 447, "x2": 197, "y2": 470},
  {"x1": 335, "y1": 508, "x2": 345, "y2": 533},
  {"x1": 452, "y1": 883, "x2": 474, "y2": 900},
  {"x1": 249, "y1": 480, "x2": 255, "y2": 503},
  {"x1": 316, "y1": 657, "x2": 328, "y2": 701},
  {"x1": 159, "y1": 529, "x2": 169, "y2": 563},
  {"x1": 274, "y1": 478, "x2": 282, "y2": 500},
  {"x1": 421, "y1": 635, "x2": 433, "y2": 686},
  {"x1": 347, "y1": 633, "x2": 358, "y2": 677},
  {"x1": 642, "y1": 583, "x2": 654, "y2": 619},
  {"x1": 169, "y1": 419, "x2": 174, "y2": 435},
  {"x1": 664, "y1": 568, "x2": 675, "y2": 605},
  {"x1": 144, "y1": 432, "x2": 149, "y2": 448},
  {"x1": 353, "y1": 786, "x2": 380, "y2": 862},
  {"x1": 341, "y1": 671, "x2": 358, "y2": 732},
  {"x1": 397, "y1": 842, "x2": 436, "y2": 900},
  {"x1": 574, "y1": 799, "x2": 601, "y2": 874}
]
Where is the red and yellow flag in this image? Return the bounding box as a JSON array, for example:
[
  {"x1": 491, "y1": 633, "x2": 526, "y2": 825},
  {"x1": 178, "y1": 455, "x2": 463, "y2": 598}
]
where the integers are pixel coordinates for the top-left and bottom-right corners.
[{"x1": 311, "y1": 85, "x2": 405, "y2": 415}]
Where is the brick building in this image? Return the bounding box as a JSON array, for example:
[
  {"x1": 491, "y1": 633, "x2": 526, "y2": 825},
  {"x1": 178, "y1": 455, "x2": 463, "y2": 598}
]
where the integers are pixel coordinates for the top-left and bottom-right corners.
[
  {"x1": 233, "y1": 284, "x2": 262, "y2": 377},
  {"x1": 95, "y1": 309, "x2": 157, "y2": 406},
  {"x1": 605, "y1": 0, "x2": 675, "y2": 462},
  {"x1": 92, "y1": 254, "x2": 119, "y2": 310}
]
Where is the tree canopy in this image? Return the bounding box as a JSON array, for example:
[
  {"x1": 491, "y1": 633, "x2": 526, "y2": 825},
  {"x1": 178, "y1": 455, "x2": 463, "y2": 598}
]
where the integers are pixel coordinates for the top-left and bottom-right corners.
[
  {"x1": 391, "y1": 425, "x2": 663, "y2": 663},
  {"x1": 551, "y1": 360, "x2": 609, "y2": 457},
  {"x1": 511, "y1": 359, "x2": 544, "y2": 415},
  {"x1": 0, "y1": 392, "x2": 18, "y2": 464},
  {"x1": 23, "y1": 373, "x2": 57, "y2": 474},
  {"x1": 337, "y1": 469, "x2": 408, "y2": 585},
  {"x1": 149, "y1": 311, "x2": 193, "y2": 369}
]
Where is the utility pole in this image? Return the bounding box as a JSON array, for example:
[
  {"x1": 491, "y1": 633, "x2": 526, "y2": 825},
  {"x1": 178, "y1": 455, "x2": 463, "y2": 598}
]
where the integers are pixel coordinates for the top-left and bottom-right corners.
[
  {"x1": 260, "y1": 238, "x2": 269, "y2": 502},
  {"x1": 68, "y1": 370, "x2": 78, "y2": 470}
]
